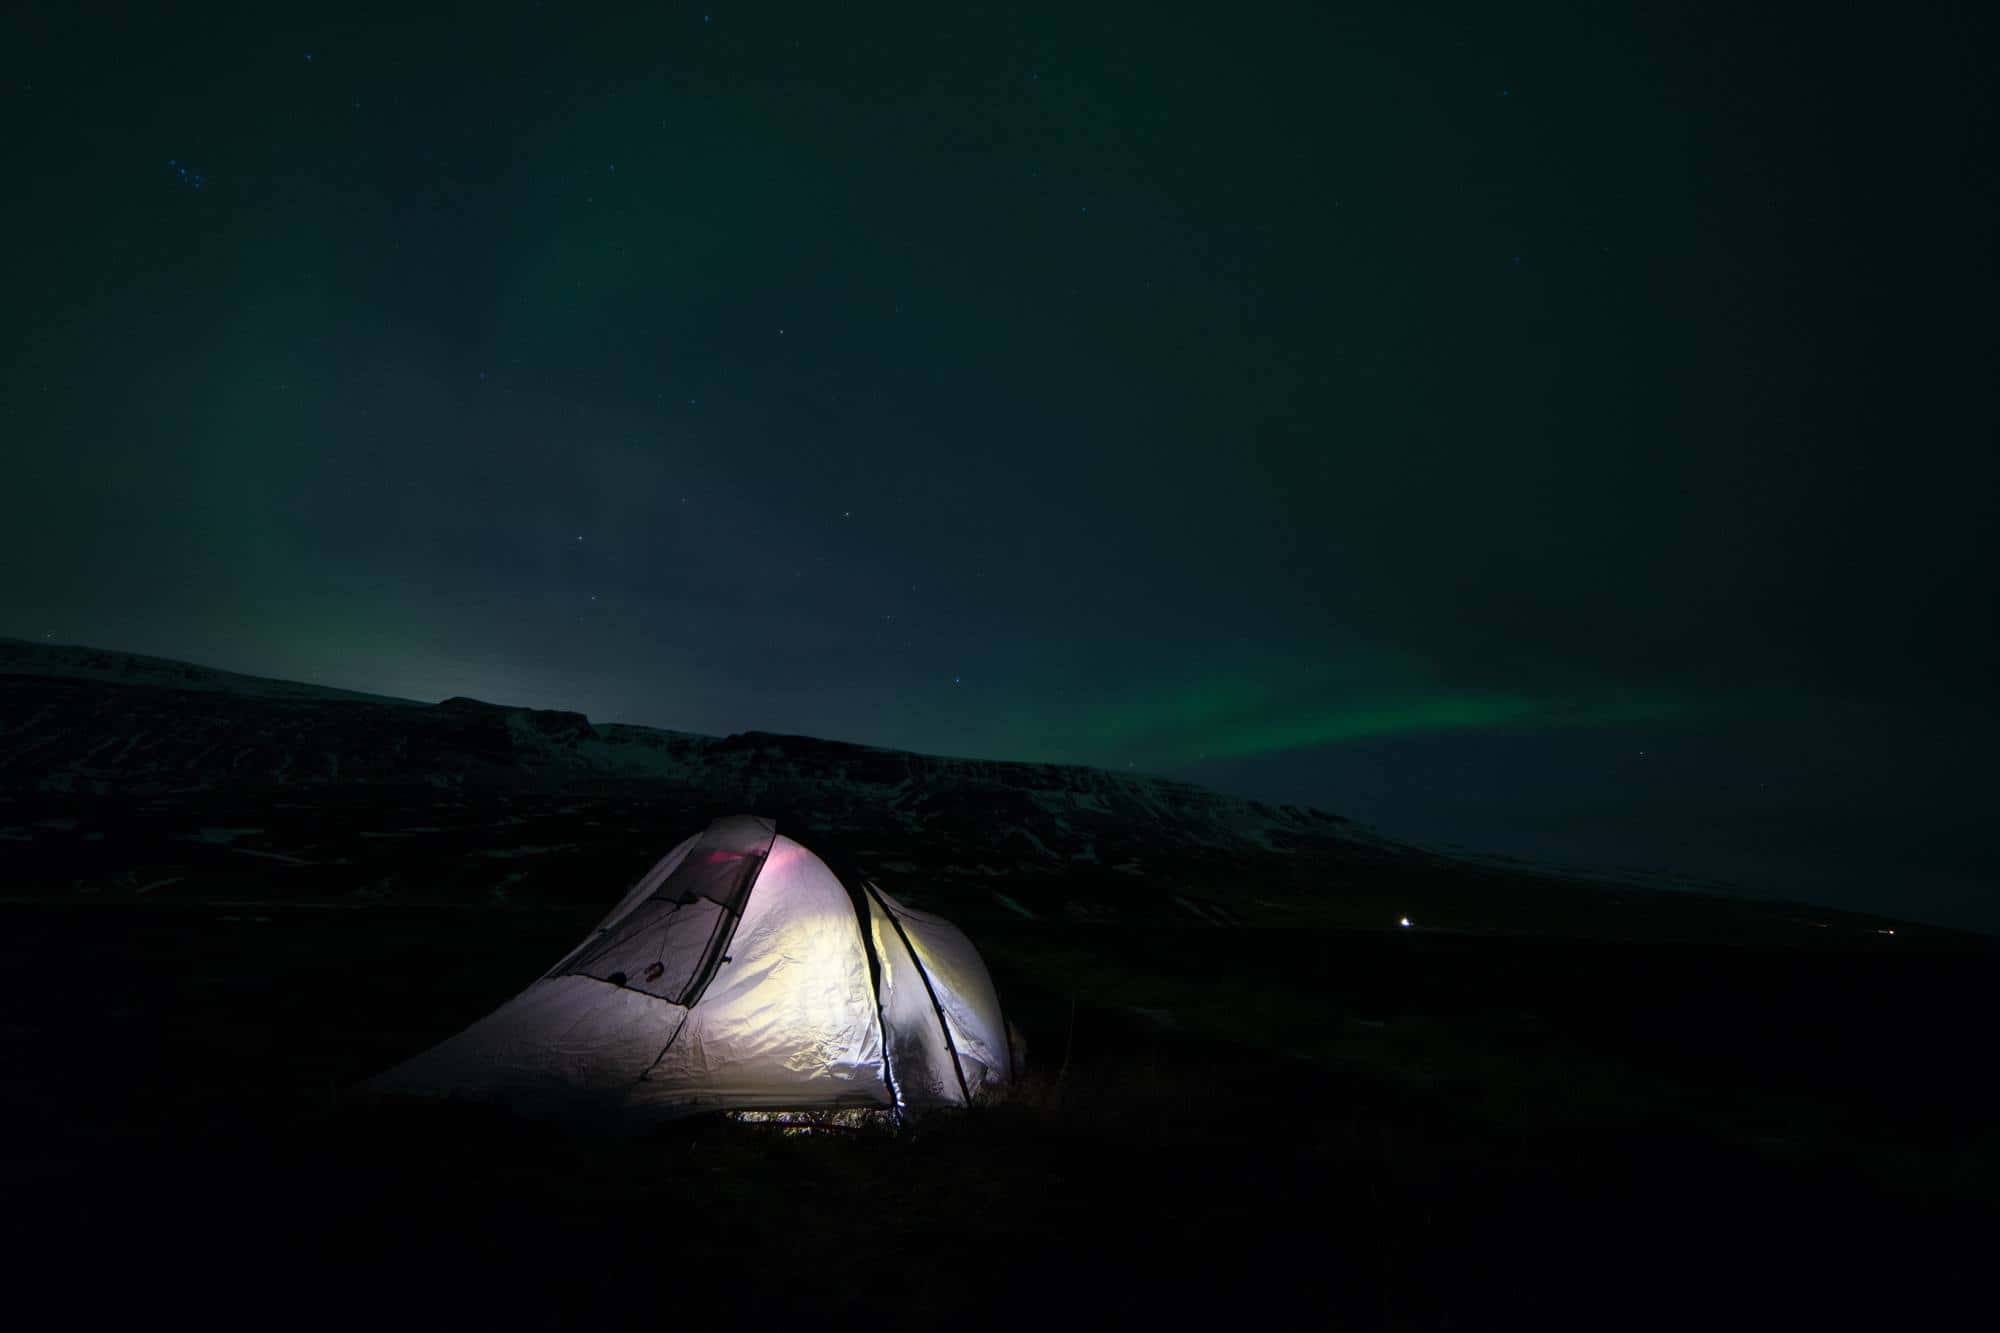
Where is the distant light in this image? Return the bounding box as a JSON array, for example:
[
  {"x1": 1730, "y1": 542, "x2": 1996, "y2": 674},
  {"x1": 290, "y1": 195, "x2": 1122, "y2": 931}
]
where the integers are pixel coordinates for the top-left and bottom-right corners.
[
  {"x1": 1875, "y1": 928, "x2": 1896, "y2": 936},
  {"x1": 1399, "y1": 917, "x2": 1411, "y2": 928}
]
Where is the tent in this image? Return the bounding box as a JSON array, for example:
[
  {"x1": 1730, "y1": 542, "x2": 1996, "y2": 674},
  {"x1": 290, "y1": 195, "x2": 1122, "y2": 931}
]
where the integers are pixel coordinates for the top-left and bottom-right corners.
[{"x1": 368, "y1": 815, "x2": 1011, "y2": 1124}]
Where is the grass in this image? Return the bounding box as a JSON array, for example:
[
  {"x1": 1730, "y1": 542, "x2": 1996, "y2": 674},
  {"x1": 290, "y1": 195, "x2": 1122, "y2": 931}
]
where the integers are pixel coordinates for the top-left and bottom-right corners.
[{"x1": 2, "y1": 899, "x2": 1994, "y2": 1330}]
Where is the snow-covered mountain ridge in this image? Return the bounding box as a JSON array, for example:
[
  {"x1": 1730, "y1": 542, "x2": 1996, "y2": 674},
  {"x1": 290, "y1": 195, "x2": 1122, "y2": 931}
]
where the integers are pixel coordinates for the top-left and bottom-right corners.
[
  {"x1": 0, "y1": 639, "x2": 1380, "y2": 869},
  {"x1": 6, "y1": 639, "x2": 1953, "y2": 944}
]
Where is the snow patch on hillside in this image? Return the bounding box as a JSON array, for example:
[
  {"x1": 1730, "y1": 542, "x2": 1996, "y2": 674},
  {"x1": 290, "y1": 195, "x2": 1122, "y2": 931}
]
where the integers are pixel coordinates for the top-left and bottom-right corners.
[{"x1": 1, "y1": 639, "x2": 416, "y2": 706}]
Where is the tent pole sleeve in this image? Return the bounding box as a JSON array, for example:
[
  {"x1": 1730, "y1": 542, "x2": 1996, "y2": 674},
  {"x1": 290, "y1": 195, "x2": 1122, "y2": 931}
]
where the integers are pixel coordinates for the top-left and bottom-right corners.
[
  {"x1": 636, "y1": 1008, "x2": 693, "y2": 1082},
  {"x1": 843, "y1": 875, "x2": 901, "y2": 1112},
  {"x1": 866, "y1": 880, "x2": 973, "y2": 1106}
]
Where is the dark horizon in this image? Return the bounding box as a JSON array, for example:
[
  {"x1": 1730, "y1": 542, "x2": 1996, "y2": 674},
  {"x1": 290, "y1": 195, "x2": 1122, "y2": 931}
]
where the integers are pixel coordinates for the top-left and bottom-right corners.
[
  {"x1": 7, "y1": 2, "x2": 1996, "y2": 931},
  {"x1": 12, "y1": 629, "x2": 1995, "y2": 937}
]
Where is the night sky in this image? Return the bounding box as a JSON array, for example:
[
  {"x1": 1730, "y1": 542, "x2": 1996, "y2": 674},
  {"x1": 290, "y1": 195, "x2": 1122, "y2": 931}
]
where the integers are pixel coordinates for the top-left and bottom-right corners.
[{"x1": 7, "y1": 4, "x2": 1997, "y2": 928}]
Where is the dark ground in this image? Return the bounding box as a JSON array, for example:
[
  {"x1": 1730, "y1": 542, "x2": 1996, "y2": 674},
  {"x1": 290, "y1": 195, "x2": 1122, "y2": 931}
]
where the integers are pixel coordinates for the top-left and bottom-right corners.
[
  {"x1": 4, "y1": 898, "x2": 1993, "y2": 1330},
  {"x1": 1, "y1": 659, "x2": 1993, "y2": 1327}
]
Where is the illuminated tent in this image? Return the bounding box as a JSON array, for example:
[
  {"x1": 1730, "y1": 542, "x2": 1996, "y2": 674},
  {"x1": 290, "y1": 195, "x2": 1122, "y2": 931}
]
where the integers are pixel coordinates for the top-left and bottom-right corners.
[{"x1": 368, "y1": 815, "x2": 1011, "y2": 1124}]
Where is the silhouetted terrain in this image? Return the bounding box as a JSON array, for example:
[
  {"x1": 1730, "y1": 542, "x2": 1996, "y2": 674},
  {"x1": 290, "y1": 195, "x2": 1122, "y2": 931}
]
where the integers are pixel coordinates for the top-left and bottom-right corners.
[
  {"x1": 0, "y1": 638, "x2": 1950, "y2": 943},
  {"x1": 3, "y1": 640, "x2": 1993, "y2": 1329}
]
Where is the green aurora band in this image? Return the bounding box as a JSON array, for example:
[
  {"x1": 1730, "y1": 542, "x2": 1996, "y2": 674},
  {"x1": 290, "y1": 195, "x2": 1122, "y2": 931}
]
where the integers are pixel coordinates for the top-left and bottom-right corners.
[{"x1": 1077, "y1": 680, "x2": 1692, "y2": 768}]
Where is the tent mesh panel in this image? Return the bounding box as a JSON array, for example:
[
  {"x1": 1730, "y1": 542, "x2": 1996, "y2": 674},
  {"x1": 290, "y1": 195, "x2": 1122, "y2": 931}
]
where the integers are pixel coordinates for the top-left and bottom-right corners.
[{"x1": 562, "y1": 815, "x2": 776, "y2": 1005}]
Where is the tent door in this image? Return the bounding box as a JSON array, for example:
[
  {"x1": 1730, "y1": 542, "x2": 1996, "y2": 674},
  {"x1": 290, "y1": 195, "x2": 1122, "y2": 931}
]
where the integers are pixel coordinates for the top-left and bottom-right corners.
[{"x1": 561, "y1": 815, "x2": 777, "y2": 1005}]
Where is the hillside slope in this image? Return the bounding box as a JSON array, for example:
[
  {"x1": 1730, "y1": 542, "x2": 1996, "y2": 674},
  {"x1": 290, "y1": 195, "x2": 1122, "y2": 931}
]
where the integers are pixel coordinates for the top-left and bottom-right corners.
[{"x1": 0, "y1": 638, "x2": 1961, "y2": 945}]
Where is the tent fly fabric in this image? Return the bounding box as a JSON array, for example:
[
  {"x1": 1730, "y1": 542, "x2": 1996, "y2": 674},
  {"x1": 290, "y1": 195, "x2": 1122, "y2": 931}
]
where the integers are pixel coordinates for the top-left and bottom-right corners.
[{"x1": 367, "y1": 816, "x2": 1011, "y2": 1125}]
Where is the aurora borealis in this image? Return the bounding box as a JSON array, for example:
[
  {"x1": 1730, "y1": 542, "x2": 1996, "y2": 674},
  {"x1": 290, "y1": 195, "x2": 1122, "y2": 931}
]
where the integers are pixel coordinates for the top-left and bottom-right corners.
[{"x1": 5, "y1": 4, "x2": 1996, "y2": 926}]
